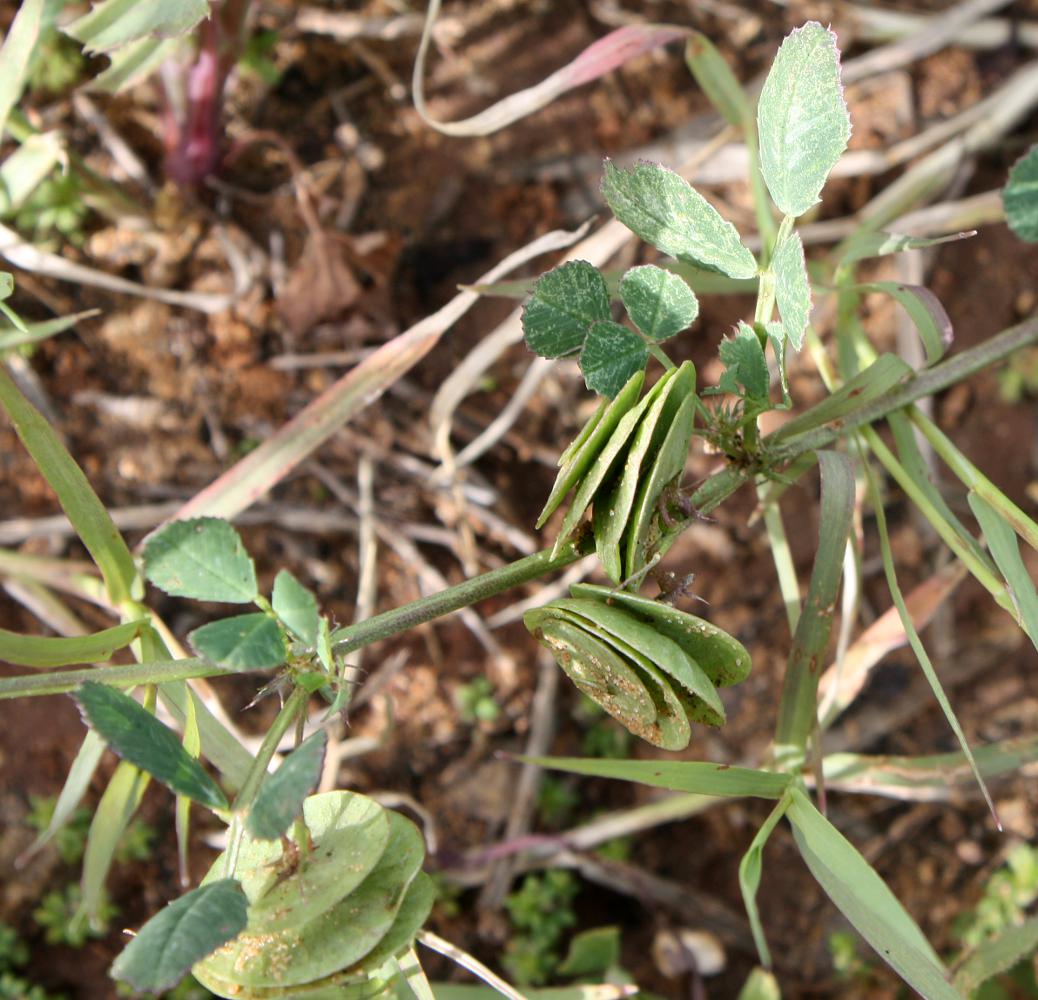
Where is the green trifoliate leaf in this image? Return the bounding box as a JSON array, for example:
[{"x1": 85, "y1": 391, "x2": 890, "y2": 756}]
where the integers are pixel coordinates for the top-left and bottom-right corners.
[
  {"x1": 522, "y1": 260, "x2": 610, "y2": 359},
  {"x1": 75, "y1": 682, "x2": 228, "y2": 809},
  {"x1": 189, "y1": 613, "x2": 288, "y2": 671},
  {"x1": 579, "y1": 321, "x2": 649, "y2": 399},
  {"x1": 65, "y1": 0, "x2": 210, "y2": 54},
  {"x1": 619, "y1": 264, "x2": 699, "y2": 342},
  {"x1": 1004, "y1": 143, "x2": 1038, "y2": 243},
  {"x1": 143, "y1": 518, "x2": 258, "y2": 604},
  {"x1": 602, "y1": 160, "x2": 758, "y2": 279},
  {"x1": 111, "y1": 879, "x2": 247, "y2": 994},
  {"x1": 772, "y1": 230, "x2": 811, "y2": 350},
  {"x1": 272, "y1": 569, "x2": 320, "y2": 646},
  {"x1": 718, "y1": 322, "x2": 769, "y2": 401},
  {"x1": 757, "y1": 22, "x2": 851, "y2": 218},
  {"x1": 247, "y1": 730, "x2": 328, "y2": 841}
]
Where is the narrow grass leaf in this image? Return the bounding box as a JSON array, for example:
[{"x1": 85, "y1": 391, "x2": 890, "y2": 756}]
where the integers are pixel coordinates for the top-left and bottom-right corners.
[
  {"x1": 143, "y1": 518, "x2": 258, "y2": 603},
  {"x1": 757, "y1": 22, "x2": 851, "y2": 218},
  {"x1": 0, "y1": 0, "x2": 45, "y2": 138},
  {"x1": 271, "y1": 569, "x2": 320, "y2": 646},
  {"x1": 1003, "y1": 143, "x2": 1038, "y2": 243},
  {"x1": 111, "y1": 879, "x2": 248, "y2": 993},
  {"x1": 663, "y1": 262, "x2": 758, "y2": 296},
  {"x1": 602, "y1": 160, "x2": 757, "y2": 279},
  {"x1": 189, "y1": 613, "x2": 288, "y2": 671},
  {"x1": 64, "y1": 0, "x2": 210, "y2": 53},
  {"x1": 90, "y1": 36, "x2": 177, "y2": 93},
  {"x1": 718, "y1": 322, "x2": 769, "y2": 401},
  {"x1": 246, "y1": 730, "x2": 327, "y2": 841},
  {"x1": 399, "y1": 947, "x2": 437, "y2": 1000},
  {"x1": 75, "y1": 682, "x2": 228, "y2": 809},
  {"x1": 0, "y1": 310, "x2": 100, "y2": 352},
  {"x1": 953, "y1": 917, "x2": 1038, "y2": 996},
  {"x1": 619, "y1": 264, "x2": 699, "y2": 342},
  {"x1": 522, "y1": 261, "x2": 610, "y2": 359},
  {"x1": 864, "y1": 460, "x2": 998, "y2": 825},
  {"x1": 787, "y1": 787, "x2": 959, "y2": 1000},
  {"x1": 837, "y1": 229, "x2": 975, "y2": 266},
  {"x1": 739, "y1": 794, "x2": 790, "y2": 967},
  {"x1": 970, "y1": 491, "x2": 1038, "y2": 652},
  {"x1": 0, "y1": 365, "x2": 137, "y2": 604},
  {"x1": 856, "y1": 282, "x2": 952, "y2": 366},
  {"x1": 579, "y1": 321, "x2": 649, "y2": 398},
  {"x1": 684, "y1": 33, "x2": 751, "y2": 126},
  {"x1": 772, "y1": 230, "x2": 811, "y2": 351},
  {"x1": 775, "y1": 451, "x2": 855, "y2": 761},
  {"x1": 770, "y1": 354, "x2": 911, "y2": 444},
  {"x1": 0, "y1": 659, "x2": 229, "y2": 700},
  {"x1": 824, "y1": 734, "x2": 1038, "y2": 799},
  {"x1": 520, "y1": 756, "x2": 791, "y2": 799},
  {"x1": 0, "y1": 619, "x2": 142, "y2": 668},
  {"x1": 0, "y1": 132, "x2": 64, "y2": 214},
  {"x1": 80, "y1": 760, "x2": 147, "y2": 930},
  {"x1": 19, "y1": 730, "x2": 105, "y2": 864}
]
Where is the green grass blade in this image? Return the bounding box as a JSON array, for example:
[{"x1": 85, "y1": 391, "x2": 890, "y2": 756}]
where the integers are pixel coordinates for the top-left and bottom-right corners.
[
  {"x1": 863, "y1": 455, "x2": 999, "y2": 825},
  {"x1": 786, "y1": 786, "x2": 960, "y2": 1000},
  {"x1": 520, "y1": 756, "x2": 791, "y2": 799},
  {"x1": 79, "y1": 759, "x2": 148, "y2": 931},
  {"x1": 0, "y1": 658, "x2": 229, "y2": 699},
  {"x1": 855, "y1": 282, "x2": 952, "y2": 366},
  {"x1": 739, "y1": 793, "x2": 791, "y2": 967},
  {"x1": 0, "y1": 310, "x2": 100, "y2": 352},
  {"x1": 0, "y1": 0, "x2": 45, "y2": 138},
  {"x1": 774, "y1": 451, "x2": 855, "y2": 763},
  {"x1": 0, "y1": 365, "x2": 137, "y2": 603},
  {"x1": 0, "y1": 619, "x2": 143, "y2": 668},
  {"x1": 969, "y1": 491, "x2": 1038, "y2": 653},
  {"x1": 910, "y1": 407, "x2": 1038, "y2": 552},
  {"x1": 769, "y1": 355, "x2": 912, "y2": 444},
  {"x1": 758, "y1": 485, "x2": 801, "y2": 633}
]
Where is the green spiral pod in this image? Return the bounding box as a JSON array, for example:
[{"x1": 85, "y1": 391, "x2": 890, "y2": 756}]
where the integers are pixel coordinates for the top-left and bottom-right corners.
[
  {"x1": 538, "y1": 362, "x2": 698, "y2": 584},
  {"x1": 525, "y1": 585, "x2": 751, "y2": 750},
  {"x1": 193, "y1": 792, "x2": 433, "y2": 1000}
]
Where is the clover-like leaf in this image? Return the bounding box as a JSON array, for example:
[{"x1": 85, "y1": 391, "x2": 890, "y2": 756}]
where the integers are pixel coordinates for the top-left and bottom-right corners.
[
  {"x1": 189, "y1": 613, "x2": 288, "y2": 671},
  {"x1": 579, "y1": 321, "x2": 649, "y2": 399},
  {"x1": 111, "y1": 879, "x2": 247, "y2": 994},
  {"x1": 619, "y1": 265, "x2": 699, "y2": 342},
  {"x1": 757, "y1": 22, "x2": 851, "y2": 218},
  {"x1": 75, "y1": 682, "x2": 228, "y2": 809},
  {"x1": 772, "y1": 230, "x2": 811, "y2": 350},
  {"x1": 246, "y1": 731, "x2": 328, "y2": 841},
  {"x1": 522, "y1": 260, "x2": 610, "y2": 359},
  {"x1": 718, "y1": 322, "x2": 769, "y2": 401},
  {"x1": 1004, "y1": 143, "x2": 1038, "y2": 243},
  {"x1": 272, "y1": 569, "x2": 320, "y2": 646},
  {"x1": 143, "y1": 518, "x2": 258, "y2": 604},
  {"x1": 602, "y1": 160, "x2": 758, "y2": 279}
]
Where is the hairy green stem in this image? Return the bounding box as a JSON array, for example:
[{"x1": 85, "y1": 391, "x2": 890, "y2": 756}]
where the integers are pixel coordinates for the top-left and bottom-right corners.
[{"x1": 330, "y1": 539, "x2": 591, "y2": 653}]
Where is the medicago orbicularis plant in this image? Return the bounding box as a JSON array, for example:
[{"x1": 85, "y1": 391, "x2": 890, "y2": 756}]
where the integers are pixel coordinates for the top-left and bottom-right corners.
[{"x1": 3, "y1": 18, "x2": 1038, "y2": 1000}]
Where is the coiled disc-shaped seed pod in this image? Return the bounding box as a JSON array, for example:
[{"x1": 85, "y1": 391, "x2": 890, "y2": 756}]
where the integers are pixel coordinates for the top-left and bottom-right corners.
[
  {"x1": 538, "y1": 363, "x2": 698, "y2": 584},
  {"x1": 193, "y1": 792, "x2": 433, "y2": 1000},
  {"x1": 525, "y1": 586, "x2": 751, "y2": 750}
]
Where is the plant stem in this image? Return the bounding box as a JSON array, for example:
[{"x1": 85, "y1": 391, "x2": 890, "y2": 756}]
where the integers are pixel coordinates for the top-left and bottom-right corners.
[
  {"x1": 647, "y1": 343, "x2": 676, "y2": 370},
  {"x1": 231, "y1": 684, "x2": 309, "y2": 814},
  {"x1": 329, "y1": 538, "x2": 591, "y2": 653}
]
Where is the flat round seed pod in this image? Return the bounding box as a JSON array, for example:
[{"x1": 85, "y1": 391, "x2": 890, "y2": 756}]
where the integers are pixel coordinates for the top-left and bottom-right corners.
[
  {"x1": 571, "y1": 584, "x2": 751, "y2": 687},
  {"x1": 526, "y1": 613, "x2": 657, "y2": 733},
  {"x1": 551, "y1": 370, "x2": 674, "y2": 555},
  {"x1": 624, "y1": 388, "x2": 698, "y2": 582},
  {"x1": 594, "y1": 363, "x2": 695, "y2": 583},
  {"x1": 200, "y1": 812, "x2": 424, "y2": 989},
  {"x1": 552, "y1": 598, "x2": 724, "y2": 726},
  {"x1": 203, "y1": 792, "x2": 391, "y2": 933},
  {"x1": 193, "y1": 962, "x2": 394, "y2": 1000},
  {"x1": 537, "y1": 370, "x2": 644, "y2": 528}
]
